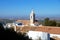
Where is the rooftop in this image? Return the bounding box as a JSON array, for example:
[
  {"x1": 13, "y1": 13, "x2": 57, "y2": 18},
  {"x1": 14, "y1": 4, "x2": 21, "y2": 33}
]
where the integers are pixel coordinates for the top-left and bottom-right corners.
[{"x1": 16, "y1": 26, "x2": 60, "y2": 34}]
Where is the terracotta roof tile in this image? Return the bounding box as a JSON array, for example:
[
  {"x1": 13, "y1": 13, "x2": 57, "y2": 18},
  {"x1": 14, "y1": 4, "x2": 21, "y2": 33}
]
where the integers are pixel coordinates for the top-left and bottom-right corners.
[
  {"x1": 16, "y1": 20, "x2": 60, "y2": 34},
  {"x1": 16, "y1": 26, "x2": 60, "y2": 34}
]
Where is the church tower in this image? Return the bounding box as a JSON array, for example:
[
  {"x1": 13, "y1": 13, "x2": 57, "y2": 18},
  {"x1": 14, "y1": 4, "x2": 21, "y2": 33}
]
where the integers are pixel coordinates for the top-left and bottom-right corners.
[{"x1": 30, "y1": 9, "x2": 35, "y2": 24}]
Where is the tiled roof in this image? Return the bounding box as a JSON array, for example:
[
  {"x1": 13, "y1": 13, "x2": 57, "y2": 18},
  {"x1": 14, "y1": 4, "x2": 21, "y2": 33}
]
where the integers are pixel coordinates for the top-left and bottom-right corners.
[
  {"x1": 16, "y1": 20, "x2": 60, "y2": 34},
  {"x1": 16, "y1": 26, "x2": 60, "y2": 34},
  {"x1": 35, "y1": 26, "x2": 60, "y2": 34}
]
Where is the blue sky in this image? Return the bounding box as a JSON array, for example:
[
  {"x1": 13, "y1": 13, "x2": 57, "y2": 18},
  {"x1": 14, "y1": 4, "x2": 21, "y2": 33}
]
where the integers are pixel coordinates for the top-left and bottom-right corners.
[{"x1": 0, "y1": 0, "x2": 60, "y2": 19}]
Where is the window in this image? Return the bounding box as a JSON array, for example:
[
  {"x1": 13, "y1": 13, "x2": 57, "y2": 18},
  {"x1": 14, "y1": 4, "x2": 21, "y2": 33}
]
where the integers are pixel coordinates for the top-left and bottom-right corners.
[{"x1": 31, "y1": 16, "x2": 32, "y2": 18}]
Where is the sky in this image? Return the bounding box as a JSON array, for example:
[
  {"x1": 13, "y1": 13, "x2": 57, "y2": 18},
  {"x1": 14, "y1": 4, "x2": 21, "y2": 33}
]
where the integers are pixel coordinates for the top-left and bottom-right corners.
[{"x1": 0, "y1": 0, "x2": 60, "y2": 19}]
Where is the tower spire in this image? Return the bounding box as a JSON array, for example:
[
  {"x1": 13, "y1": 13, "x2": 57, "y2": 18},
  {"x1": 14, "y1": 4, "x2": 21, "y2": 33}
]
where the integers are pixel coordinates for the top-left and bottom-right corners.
[
  {"x1": 30, "y1": 9, "x2": 35, "y2": 25},
  {"x1": 31, "y1": 9, "x2": 34, "y2": 14}
]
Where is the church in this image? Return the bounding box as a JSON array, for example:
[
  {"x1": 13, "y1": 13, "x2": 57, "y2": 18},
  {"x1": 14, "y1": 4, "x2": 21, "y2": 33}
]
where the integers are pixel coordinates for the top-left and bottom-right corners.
[
  {"x1": 5, "y1": 10, "x2": 60, "y2": 40},
  {"x1": 16, "y1": 10, "x2": 40, "y2": 26},
  {"x1": 15, "y1": 10, "x2": 60, "y2": 40}
]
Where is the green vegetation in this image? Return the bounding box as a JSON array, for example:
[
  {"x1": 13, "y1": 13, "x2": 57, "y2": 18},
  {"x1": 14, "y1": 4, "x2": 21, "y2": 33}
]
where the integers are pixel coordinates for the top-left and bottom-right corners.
[
  {"x1": 56, "y1": 23, "x2": 60, "y2": 27},
  {"x1": 43, "y1": 18, "x2": 56, "y2": 26},
  {"x1": 39, "y1": 18, "x2": 60, "y2": 27}
]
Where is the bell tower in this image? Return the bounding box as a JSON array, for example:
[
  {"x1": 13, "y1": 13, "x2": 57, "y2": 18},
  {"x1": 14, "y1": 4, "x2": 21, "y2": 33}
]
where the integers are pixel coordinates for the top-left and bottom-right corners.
[{"x1": 30, "y1": 9, "x2": 35, "y2": 24}]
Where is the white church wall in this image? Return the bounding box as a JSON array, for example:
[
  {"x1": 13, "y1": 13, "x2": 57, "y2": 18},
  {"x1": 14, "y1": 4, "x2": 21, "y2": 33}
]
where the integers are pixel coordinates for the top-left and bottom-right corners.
[
  {"x1": 30, "y1": 24, "x2": 36, "y2": 26},
  {"x1": 27, "y1": 31, "x2": 50, "y2": 40},
  {"x1": 5, "y1": 23, "x2": 13, "y2": 28},
  {"x1": 50, "y1": 34, "x2": 60, "y2": 38}
]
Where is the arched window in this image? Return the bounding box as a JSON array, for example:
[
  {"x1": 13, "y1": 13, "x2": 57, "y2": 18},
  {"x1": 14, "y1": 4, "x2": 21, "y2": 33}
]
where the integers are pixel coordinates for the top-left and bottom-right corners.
[{"x1": 31, "y1": 16, "x2": 32, "y2": 19}]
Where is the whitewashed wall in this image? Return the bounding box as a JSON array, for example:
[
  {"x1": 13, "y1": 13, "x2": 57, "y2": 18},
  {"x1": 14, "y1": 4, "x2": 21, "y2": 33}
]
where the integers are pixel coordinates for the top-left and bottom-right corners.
[
  {"x1": 50, "y1": 34, "x2": 60, "y2": 38},
  {"x1": 27, "y1": 31, "x2": 50, "y2": 40}
]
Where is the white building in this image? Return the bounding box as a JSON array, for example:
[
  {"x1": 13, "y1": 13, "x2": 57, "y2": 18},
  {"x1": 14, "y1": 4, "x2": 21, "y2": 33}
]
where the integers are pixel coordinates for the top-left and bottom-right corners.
[{"x1": 27, "y1": 31, "x2": 50, "y2": 40}]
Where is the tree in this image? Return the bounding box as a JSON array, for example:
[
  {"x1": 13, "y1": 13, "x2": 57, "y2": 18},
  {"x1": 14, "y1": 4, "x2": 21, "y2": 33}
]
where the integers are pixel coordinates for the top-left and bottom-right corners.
[
  {"x1": 43, "y1": 18, "x2": 50, "y2": 26},
  {"x1": 45, "y1": 18, "x2": 49, "y2": 21},
  {"x1": 0, "y1": 23, "x2": 31, "y2": 40},
  {"x1": 43, "y1": 18, "x2": 56, "y2": 26},
  {"x1": 0, "y1": 23, "x2": 4, "y2": 31},
  {"x1": 56, "y1": 23, "x2": 60, "y2": 27},
  {"x1": 48, "y1": 20, "x2": 56, "y2": 26}
]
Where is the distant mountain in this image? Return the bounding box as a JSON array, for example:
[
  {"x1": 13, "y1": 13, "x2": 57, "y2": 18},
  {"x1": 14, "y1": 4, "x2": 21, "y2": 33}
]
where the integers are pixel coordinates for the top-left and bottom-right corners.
[{"x1": 0, "y1": 16, "x2": 60, "y2": 20}]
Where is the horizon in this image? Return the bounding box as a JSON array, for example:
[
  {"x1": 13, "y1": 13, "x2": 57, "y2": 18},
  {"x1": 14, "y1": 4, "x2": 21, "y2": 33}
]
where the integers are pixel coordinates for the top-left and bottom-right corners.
[{"x1": 0, "y1": 0, "x2": 60, "y2": 19}]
